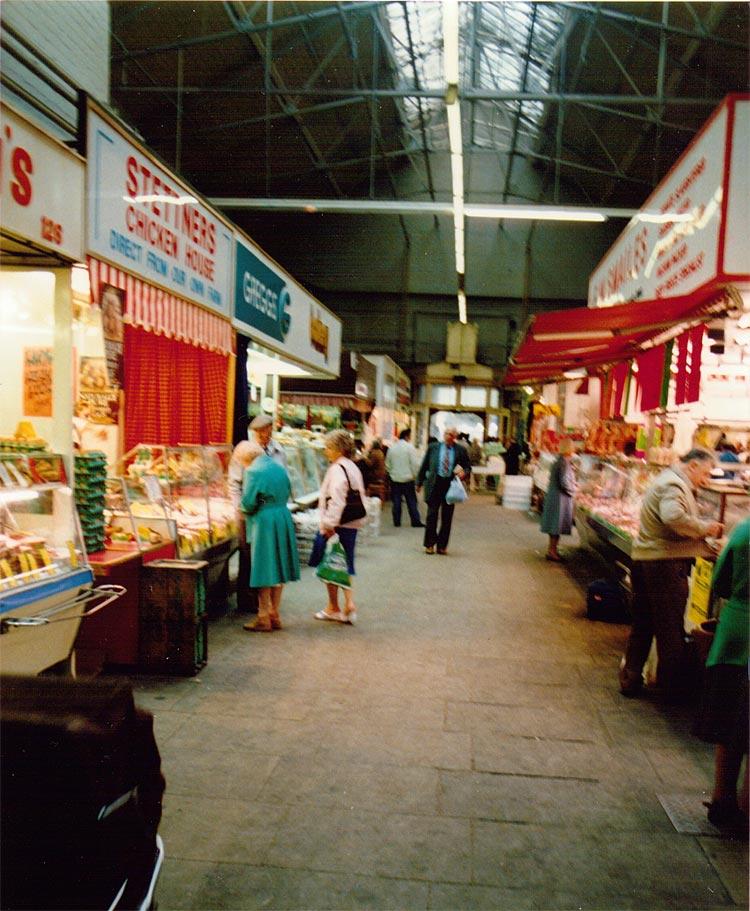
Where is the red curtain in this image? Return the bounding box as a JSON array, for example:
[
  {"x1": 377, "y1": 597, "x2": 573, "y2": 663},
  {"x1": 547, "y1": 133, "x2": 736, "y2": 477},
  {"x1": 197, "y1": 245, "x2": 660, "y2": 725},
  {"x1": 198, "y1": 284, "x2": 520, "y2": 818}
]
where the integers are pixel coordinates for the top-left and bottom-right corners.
[
  {"x1": 124, "y1": 325, "x2": 228, "y2": 451},
  {"x1": 674, "y1": 324, "x2": 705, "y2": 406},
  {"x1": 636, "y1": 345, "x2": 667, "y2": 412},
  {"x1": 611, "y1": 361, "x2": 630, "y2": 417}
]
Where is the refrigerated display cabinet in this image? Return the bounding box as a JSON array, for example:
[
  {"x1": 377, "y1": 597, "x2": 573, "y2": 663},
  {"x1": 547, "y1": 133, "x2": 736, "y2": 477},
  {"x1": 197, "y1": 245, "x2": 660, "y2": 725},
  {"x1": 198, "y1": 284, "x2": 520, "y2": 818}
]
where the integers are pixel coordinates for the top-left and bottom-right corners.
[{"x1": 0, "y1": 454, "x2": 123, "y2": 674}]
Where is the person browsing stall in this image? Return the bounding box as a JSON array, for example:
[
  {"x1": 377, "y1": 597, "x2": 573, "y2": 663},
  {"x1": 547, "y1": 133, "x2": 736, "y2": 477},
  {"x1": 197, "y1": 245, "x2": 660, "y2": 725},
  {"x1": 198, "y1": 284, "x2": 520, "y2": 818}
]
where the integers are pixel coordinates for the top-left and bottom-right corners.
[
  {"x1": 416, "y1": 426, "x2": 471, "y2": 555},
  {"x1": 239, "y1": 443, "x2": 300, "y2": 632},
  {"x1": 385, "y1": 428, "x2": 424, "y2": 528},
  {"x1": 619, "y1": 448, "x2": 723, "y2": 701},
  {"x1": 311, "y1": 430, "x2": 367, "y2": 624},
  {"x1": 249, "y1": 413, "x2": 288, "y2": 468},
  {"x1": 228, "y1": 441, "x2": 257, "y2": 613}
]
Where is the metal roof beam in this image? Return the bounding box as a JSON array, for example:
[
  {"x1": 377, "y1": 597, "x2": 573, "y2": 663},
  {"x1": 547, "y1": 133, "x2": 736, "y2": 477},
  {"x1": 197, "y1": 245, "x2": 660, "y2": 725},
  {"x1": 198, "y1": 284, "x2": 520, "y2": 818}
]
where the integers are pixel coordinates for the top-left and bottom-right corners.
[
  {"x1": 557, "y1": 2, "x2": 747, "y2": 50},
  {"x1": 111, "y1": 1, "x2": 383, "y2": 62},
  {"x1": 110, "y1": 85, "x2": 725, "y2": 105},
  {"x1": 501, "y1": 4, "x2": 539, "y2": 204}
]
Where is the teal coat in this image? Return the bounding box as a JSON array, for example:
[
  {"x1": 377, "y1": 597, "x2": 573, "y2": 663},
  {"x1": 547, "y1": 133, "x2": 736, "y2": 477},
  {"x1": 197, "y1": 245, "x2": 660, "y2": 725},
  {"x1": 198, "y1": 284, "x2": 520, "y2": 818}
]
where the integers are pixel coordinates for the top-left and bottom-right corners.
[
  {"x1": 540, "y1": 455, "x2": 575, "y2": 535},
  {"x1": 241, "y1": 455, "x2": 300, "y2": 587},
  {"x1": 706, "y1": 516, "x2": 749, "y2": 669}
]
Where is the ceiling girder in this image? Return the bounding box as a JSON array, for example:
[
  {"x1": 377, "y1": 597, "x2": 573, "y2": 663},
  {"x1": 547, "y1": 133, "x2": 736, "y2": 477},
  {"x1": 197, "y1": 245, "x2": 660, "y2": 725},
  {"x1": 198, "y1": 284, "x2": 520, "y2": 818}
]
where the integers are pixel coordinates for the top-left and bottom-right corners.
[
  {"x1": 110, "y1": 84, "x2": 725, "y2": 106},
  {"x1": 111, "y1": 1, "x2": 383, "y2": 63},
  {"x1": 557, "y1": 1, "x2": 747, "y2": 50}
]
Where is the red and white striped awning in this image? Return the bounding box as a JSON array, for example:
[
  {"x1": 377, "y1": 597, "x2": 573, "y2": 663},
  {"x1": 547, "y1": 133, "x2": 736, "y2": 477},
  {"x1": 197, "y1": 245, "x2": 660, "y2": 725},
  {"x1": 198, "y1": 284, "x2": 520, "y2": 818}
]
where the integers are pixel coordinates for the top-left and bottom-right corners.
[{"x1": 87, "y1": 256, "x2": 234, "y2": 355}]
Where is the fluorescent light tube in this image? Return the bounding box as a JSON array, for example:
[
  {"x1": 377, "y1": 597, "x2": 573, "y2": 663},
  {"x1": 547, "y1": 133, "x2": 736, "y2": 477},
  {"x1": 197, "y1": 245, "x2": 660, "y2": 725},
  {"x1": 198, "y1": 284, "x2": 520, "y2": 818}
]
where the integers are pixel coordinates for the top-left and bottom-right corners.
[
  {"x1": 443, "y1": 0, "x2": 459, "y2": 86},
  {"x1": 447, "y1": 103, "x2": 462, "y2": 152},
  {"x1": 465, "y1": 204, "x2": 606, "y2": 222},
  {"x1": 456, "y1": 248, "x2": 465, "y2": 273},
  {"x1": 451, "y1": 155, "x2": 464, "y2": 192}
]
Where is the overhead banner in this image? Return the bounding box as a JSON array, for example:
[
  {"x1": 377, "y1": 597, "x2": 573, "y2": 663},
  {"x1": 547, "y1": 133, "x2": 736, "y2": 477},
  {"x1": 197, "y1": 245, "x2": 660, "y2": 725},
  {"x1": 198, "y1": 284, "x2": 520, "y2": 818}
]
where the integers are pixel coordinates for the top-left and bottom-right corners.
[
  {"x1": 588, "y1": 94, "x2": 749, "y2": 307},
  {"x1": 1, "y1": 102, "x2": 85, "y2": 261},
  {"x1": 86, "y1": 105, "x2": 233, "y2": 317},
  {"x1": 233, "y1": 233, "x2": 341, "y2": 377}
]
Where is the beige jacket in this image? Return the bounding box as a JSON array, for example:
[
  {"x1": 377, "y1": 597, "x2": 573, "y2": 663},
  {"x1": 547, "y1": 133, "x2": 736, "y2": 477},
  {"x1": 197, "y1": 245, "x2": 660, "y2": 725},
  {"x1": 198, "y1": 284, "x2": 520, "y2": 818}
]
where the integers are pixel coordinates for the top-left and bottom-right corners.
[{"x1": 631, "y1": 465, "x2": 713, "y2": 561}]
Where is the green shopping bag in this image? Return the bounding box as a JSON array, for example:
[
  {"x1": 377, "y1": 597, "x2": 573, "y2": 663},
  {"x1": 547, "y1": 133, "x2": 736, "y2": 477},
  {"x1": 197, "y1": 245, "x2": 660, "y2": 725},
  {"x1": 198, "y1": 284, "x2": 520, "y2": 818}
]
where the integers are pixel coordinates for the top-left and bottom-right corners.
[{"x1": 315, "y1": 534, "x2": 351, "y2": 589}]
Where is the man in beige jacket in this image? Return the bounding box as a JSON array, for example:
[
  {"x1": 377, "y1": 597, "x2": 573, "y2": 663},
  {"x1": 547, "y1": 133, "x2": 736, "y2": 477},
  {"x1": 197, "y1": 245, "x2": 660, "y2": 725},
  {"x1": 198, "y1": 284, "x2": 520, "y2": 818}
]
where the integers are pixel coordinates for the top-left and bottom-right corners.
[{"x1": 619, "y1": 448, "x2": 723, "y2": 700}]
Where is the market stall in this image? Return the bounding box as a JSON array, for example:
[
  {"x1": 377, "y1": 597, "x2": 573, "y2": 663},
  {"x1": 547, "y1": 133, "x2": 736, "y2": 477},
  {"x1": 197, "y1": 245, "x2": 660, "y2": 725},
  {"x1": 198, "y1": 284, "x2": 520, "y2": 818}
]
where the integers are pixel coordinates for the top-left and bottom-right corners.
[
  {"x1": 232, "y1": 228, "x2": 341, "y2": 440},
  {"x1": 0, "y1": 105, "x2": 124, "y2": 673}
]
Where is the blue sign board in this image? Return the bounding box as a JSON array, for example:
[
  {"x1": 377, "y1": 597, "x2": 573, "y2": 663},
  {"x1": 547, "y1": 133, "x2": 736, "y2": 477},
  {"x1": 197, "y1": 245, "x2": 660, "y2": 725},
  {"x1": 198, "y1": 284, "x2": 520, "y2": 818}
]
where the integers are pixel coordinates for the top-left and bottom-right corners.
[{"x1": 234, "y1": 242, "x2": 291, "y2": 343}]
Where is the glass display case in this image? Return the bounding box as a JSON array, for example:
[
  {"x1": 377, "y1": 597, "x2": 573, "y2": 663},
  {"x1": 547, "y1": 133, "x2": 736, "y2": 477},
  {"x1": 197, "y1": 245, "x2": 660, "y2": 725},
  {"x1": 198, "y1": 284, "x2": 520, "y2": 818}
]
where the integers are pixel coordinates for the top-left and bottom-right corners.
[
  {"x1": 575, "y1": 456, "x2": 661, "y2": 555},
  {"x1": 121, "y1": 444, "x2": 237, "y2": 558},
  {"x1": 532, "y1": 451, "x2": 557, "y2": 494},
  {"x1": 0, "y1": 453, "x2": 125, "y2": 675},
  {"x1": 103, "y1": 477, "x2": 176, "y2": 550},
  {"x1": 696, "y1": 481, "x2": 750, "y2": 536},
  {"x1": 575, "y1": 456, "x2": 749, "y2": 557},
  {"x1": 275, "y1": 430, "x2": 328, "y2": 506}
]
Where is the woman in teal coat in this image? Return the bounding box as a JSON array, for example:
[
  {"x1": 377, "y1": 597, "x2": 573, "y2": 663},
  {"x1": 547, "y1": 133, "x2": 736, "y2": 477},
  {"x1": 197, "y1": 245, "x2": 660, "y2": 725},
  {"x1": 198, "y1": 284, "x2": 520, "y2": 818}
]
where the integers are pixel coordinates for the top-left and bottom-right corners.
[
  {"x1": 240, "y1": 444, "x2": 300, "y2": 632},
  {"x1": 694, "y1": 516, "x2": 749, "y2": 837}
]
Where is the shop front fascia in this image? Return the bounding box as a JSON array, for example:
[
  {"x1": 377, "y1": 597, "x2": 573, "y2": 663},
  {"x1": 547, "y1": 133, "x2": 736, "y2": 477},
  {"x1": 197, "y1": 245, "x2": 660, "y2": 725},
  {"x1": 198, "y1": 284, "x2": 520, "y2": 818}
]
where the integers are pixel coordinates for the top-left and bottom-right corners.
[{"x1": 233, "y1": 230, "x2": 342, "y2": 435}]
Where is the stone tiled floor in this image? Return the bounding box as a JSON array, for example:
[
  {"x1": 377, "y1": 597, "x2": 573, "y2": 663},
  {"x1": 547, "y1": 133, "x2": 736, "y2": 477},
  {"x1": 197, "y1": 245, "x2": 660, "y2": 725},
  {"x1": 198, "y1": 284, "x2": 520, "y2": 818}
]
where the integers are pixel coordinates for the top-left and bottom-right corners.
[{"x1": 131, "y1": 498, "x2": 748, "y2": 910}]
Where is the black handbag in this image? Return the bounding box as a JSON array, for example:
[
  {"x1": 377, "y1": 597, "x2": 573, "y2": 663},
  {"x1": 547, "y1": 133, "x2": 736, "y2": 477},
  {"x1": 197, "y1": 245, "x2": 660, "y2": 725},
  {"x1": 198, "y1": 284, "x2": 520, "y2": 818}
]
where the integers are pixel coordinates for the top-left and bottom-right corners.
[{"x1": 339, "y1": 464, "x2": 367, "y2": 524}]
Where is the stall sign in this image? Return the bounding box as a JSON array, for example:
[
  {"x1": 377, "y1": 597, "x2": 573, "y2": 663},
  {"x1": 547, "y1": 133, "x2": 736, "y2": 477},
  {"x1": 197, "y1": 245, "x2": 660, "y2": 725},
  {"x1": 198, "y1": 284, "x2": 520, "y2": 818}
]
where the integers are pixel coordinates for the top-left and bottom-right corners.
[
  {"x1": 233, "y1": 233, "x2": 341, "y2": 377},
  {"x1": 87, "y1": 106, "x2": 233, "y2": 317},
  {"x1": 1, "y1": 103, "x2": 84, "y2": 260},
  {"x1": 23, "y1": 347, "x2": 53, "y2": 417},
  {"x1": 588, "y1": 95, "x2": 749, "y2": 308}
]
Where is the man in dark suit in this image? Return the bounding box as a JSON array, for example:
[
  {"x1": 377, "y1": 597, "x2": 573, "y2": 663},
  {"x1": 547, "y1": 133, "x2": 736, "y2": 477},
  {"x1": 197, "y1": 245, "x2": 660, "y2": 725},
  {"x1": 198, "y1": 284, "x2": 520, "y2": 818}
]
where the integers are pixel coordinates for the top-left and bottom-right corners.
[{"x1": 416, "y1": 427, "x2": 472, "y2": 555}]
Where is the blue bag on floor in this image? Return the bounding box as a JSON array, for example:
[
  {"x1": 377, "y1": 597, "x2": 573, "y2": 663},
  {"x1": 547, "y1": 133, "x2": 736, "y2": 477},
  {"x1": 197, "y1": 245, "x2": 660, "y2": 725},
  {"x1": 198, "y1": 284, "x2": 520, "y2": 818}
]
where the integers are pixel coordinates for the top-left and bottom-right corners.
[{"x1": 586, "y1": 579, "x2": 629, "y2": 623}]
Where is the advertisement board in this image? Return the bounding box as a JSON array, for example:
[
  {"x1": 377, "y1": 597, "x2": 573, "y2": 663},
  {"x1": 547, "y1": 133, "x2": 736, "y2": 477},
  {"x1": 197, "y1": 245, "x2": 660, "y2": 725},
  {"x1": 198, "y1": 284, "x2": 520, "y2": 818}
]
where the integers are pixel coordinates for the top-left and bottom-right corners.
[
  {"x1": 86, "y1": 105, "x2": 233, "y2": 316},
  {"x1": 233, "y1": 234, "x2": 341, "y2": 377},
  {"x1": 588, "y1": 95, "x2": 749, "y2": 308},
  {"x1": 1, "y1": 102, "x2": 85, "y2": 261}
]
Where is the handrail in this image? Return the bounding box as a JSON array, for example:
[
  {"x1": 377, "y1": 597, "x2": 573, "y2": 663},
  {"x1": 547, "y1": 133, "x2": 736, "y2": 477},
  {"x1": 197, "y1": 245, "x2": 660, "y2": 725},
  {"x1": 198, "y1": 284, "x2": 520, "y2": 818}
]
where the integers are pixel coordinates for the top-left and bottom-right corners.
[{"x1": 0, "y1": 585, "x2": 126, "y2": 634}]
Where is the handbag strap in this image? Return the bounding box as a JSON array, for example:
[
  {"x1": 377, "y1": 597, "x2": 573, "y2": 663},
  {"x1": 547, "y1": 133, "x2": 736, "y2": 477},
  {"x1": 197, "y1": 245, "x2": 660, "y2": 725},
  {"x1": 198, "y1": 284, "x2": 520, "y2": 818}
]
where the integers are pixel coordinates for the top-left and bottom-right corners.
[{"x1": 339, "y1": 463, "x2": 354, "y2": 491}]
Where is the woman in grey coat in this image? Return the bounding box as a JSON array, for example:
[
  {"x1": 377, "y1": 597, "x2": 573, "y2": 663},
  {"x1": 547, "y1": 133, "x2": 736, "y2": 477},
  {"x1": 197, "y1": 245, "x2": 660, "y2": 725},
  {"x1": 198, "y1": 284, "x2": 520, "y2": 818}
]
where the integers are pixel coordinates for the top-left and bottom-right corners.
[{"x1": 540, "y1": 437, "x2": 576, "y2": 561}]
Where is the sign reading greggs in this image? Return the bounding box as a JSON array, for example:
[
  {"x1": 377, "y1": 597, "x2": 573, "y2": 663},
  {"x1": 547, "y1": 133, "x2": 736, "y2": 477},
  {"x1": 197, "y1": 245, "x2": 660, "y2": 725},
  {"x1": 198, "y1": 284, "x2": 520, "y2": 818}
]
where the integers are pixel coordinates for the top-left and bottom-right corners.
[{"x1": 1, "y1": 102, "x2": 85, "y2": 261}]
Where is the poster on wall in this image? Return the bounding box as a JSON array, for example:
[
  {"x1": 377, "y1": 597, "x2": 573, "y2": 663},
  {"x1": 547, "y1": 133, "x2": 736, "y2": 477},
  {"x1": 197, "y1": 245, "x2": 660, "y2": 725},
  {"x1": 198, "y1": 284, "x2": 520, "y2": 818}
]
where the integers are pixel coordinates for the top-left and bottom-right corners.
[
  {"x1": 23, "y1": 348, "x2": 53, "y2": 417},
  {"x1": 100, "y1": 284, "x2": 124, "y2": 387},
  {"x1": 77, "y1": 357, "x2": 119, "y2": 425}
]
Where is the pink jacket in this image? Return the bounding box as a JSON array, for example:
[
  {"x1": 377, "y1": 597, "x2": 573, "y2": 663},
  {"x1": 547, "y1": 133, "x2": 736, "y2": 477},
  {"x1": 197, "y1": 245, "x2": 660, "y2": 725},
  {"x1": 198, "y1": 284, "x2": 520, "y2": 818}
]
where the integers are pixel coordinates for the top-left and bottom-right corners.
[{"x1": 318, "y1": 457, "x2": 367, "y2": 531}]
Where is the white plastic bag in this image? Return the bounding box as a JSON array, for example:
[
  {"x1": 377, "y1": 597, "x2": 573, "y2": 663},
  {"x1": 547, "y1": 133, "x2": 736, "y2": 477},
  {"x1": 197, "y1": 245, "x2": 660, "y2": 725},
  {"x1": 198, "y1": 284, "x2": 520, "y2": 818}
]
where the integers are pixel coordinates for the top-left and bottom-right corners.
[{"x1": 446, "y1": 476, "x2": 468, "y2": 504}]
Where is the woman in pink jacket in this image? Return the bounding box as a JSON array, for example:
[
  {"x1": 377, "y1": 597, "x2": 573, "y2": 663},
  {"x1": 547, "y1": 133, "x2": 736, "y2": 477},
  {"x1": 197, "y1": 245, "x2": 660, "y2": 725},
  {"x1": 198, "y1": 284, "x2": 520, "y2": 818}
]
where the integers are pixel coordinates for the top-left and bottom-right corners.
[{"x1": 311, "y1": 430, "x2": 367, "y2": 624}]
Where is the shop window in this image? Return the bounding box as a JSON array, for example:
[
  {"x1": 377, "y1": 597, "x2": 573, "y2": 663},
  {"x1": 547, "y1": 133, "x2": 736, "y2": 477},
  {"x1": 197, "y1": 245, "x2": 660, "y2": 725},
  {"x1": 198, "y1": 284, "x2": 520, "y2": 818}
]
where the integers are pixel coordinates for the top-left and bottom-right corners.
[
  {"x1": 489, "y1": 388, "x2": 500, "y2": 408},
  {"x1": 459, "y1": 386, "x2": 487, "y2": 408},
  {"x1": 431, "y1": 385, "x2": 457, "y2": 406}
]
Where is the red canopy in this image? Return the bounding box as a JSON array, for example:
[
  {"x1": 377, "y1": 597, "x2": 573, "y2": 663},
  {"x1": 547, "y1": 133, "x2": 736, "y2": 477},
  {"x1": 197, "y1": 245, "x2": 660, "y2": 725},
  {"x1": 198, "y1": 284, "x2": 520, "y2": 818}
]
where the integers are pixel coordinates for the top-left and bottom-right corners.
[{"x1": 503, "y1": 287, "x2": 730, "y2": 386}]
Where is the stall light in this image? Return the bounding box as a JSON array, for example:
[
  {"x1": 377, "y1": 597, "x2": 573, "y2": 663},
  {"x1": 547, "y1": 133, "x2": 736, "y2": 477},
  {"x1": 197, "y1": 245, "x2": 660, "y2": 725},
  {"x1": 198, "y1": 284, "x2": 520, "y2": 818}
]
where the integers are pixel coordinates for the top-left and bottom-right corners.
[
  {"x1": 455, "y1": 247, "x2": 465, "y2": 274},
  {"x1": 563, "y1": 369, "x2": 587, "y2": 380},
  {"x1": 523, "y1": 386, "x2": 535, "y2": 395}
]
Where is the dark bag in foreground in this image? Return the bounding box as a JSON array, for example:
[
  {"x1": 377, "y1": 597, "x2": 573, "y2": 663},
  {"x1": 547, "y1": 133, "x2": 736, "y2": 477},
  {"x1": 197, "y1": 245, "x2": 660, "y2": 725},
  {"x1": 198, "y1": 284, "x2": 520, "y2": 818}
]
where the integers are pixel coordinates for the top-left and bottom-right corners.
[
  {"x1": 339, "y1": 464, "x2": 367, "y2": 524},
  {"x1": 586, "y1": 578, "x2": 630, "y2": 623},
  {"x1": 1, "y1": 674, "x2": 165, "y2": 911}
]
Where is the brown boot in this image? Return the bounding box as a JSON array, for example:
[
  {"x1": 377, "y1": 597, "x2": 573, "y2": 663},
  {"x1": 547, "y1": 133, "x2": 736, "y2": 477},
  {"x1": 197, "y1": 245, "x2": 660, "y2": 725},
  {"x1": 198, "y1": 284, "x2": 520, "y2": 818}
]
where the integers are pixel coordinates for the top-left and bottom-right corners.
[{"x1": 269, "y1": 612, "x2": 283, "y2": 630}]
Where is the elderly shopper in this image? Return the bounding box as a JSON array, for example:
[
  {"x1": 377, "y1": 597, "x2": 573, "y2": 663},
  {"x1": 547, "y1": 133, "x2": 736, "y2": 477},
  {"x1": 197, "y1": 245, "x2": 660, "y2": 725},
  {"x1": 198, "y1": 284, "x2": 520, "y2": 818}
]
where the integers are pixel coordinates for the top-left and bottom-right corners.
[
  {"x1": 385, "y1": 428, "x2": 424, "y2": 528},
  {"x1": 228, "y1": 441, "x2": 257, "y2": 612},
  {"x1": 416, "y1": 426, "x2": 472, "y2": 555},
  {"x1": 694, "y1": 516, "x2": 749, "y2": 838},
  {"x1": 619, "y1": 448, "x2": 723, "y2": 700},
  {"x1": 240, "y1": 442, "x2": 300, "y2": 632},
  {"x1": 249, "y1": 413, "x2": 288, "y2": 467},
  {"x1": 540, "y1": 437, "x2": 576, "y2": 562},
  {"x1": 311, "y1": 430, "x2": 367, "y2": 624}
]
